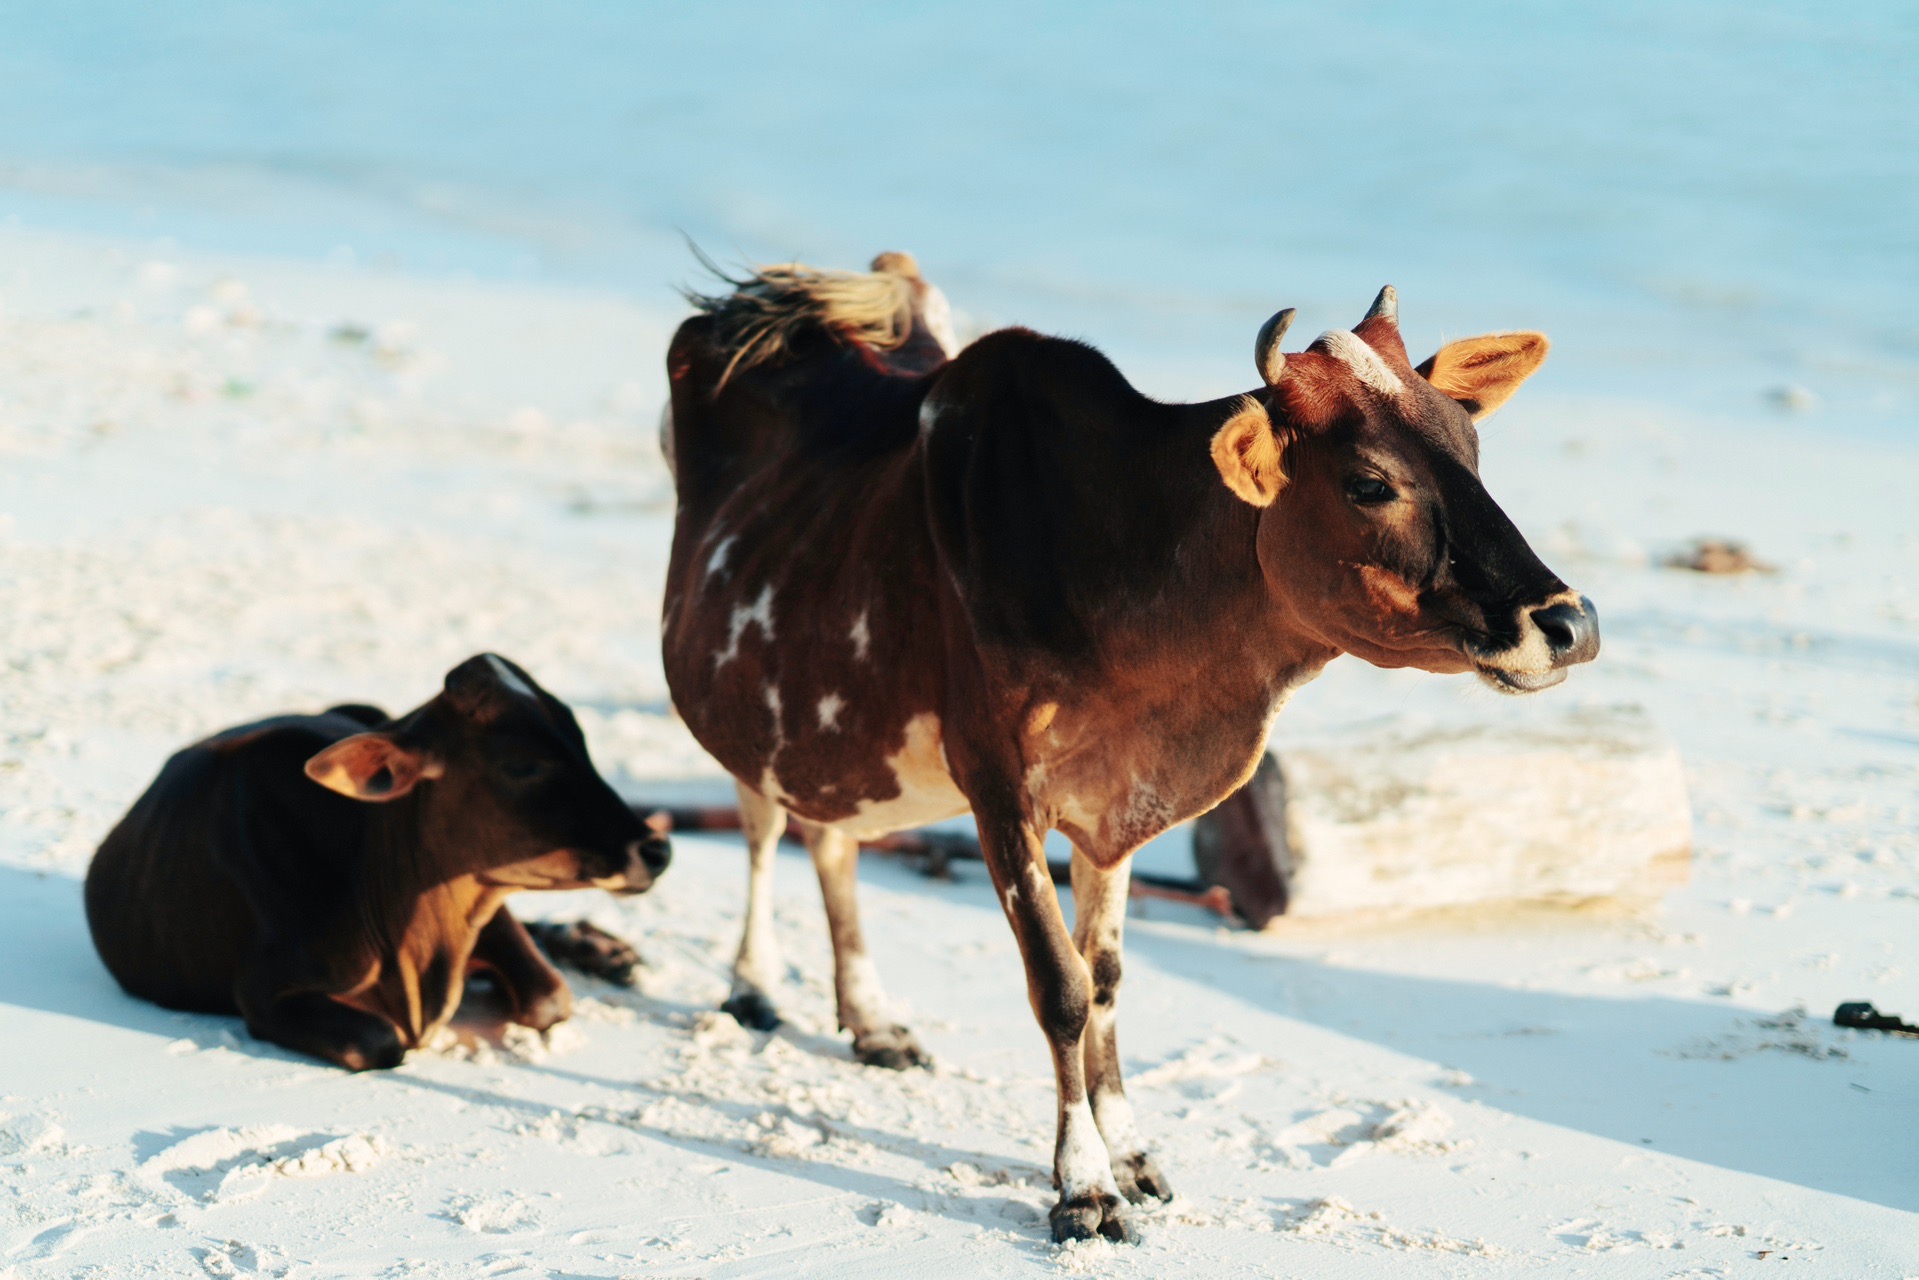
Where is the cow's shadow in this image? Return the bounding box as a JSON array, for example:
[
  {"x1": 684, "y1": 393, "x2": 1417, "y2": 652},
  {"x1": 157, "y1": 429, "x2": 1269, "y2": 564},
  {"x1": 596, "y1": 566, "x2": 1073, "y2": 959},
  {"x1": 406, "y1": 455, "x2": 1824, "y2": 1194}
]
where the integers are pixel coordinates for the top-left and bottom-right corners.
[
  {"x1": 0, "y1": 865, "x2": 1050, "y2": 1233},
  {"x1": 9, "y1": 857, "x2": 1914, "y2": 1217},
  {"x1": 817, "y1": 846, "x2": 1919, "y2": 1215},
  {"x1": 0, "y1": 864, "x2": 692, "y2": 1062},
  {"x1": 0, "y1": 864, "x2": 211, "y2": 1043}
]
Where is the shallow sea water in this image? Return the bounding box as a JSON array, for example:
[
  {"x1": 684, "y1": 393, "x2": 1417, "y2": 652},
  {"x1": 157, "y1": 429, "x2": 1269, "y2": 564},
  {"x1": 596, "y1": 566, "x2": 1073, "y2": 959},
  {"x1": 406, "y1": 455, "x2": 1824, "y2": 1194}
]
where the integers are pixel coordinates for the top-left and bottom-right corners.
[{"x1": 0, "y1": 2, "x2": 1911, "y2": 431}]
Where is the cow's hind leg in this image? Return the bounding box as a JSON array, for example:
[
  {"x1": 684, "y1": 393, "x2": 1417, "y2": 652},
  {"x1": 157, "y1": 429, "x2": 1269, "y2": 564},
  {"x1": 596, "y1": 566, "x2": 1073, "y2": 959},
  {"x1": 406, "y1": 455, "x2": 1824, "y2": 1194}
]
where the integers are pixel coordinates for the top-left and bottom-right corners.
[
  {"x1": 796, "y1": 820, "x2": 927, "y2": 1069},
  {"x1": 721, "y1": 780, "x2": 785, "y2": 1031},
  {"x1": 1071, "y1": 849, "x2": 1173, "y2": 1204},
  {"x1": 976, "y1": 805, "x2": 1132, "y2": 1243},
  {"x1": 471, "y1": 907, "x2": 574, "y2": 1030}
]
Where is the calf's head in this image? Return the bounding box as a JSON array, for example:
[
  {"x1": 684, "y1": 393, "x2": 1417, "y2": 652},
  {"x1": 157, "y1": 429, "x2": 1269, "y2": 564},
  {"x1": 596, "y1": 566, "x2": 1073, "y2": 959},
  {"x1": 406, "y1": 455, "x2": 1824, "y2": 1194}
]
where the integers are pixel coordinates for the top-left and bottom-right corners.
[
  {"x1": 1212, "y1": 287, "x2": 1598, "y2": 692},
  {"x1": 302, "y1": 654, "x2": 670, "y2": 891}
]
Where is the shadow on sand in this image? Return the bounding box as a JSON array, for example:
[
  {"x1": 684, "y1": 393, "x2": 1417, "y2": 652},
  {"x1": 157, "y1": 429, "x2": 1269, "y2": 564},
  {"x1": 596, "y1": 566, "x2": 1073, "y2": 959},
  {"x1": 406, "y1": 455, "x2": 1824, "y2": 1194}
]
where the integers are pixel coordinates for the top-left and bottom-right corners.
[{"x1": 4, "y1": 856, "x2": 1912, "y2": 1215}]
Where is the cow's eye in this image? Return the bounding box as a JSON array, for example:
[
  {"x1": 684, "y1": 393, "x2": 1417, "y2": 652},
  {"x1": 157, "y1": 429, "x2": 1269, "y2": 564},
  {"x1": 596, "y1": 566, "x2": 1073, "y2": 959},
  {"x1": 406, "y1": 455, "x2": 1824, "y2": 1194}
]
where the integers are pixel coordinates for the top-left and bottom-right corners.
[
  {"x1": 1347, "y1": 477, "x2": 1396, "y2": 505},
  {"x1": 497, "y1": 754, "x2": 550, "y2": 782}
]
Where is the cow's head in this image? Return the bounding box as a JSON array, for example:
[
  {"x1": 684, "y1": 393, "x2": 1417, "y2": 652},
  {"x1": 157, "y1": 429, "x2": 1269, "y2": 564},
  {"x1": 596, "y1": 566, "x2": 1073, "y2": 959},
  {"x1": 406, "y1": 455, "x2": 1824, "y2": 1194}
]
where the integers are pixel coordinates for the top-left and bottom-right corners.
[
  {"x1": 303, "y1": 654, "x2": 671, "y2": 891},
  {"x1": 1212, "y1": 287, "x2": 1598, "y2": 692}
]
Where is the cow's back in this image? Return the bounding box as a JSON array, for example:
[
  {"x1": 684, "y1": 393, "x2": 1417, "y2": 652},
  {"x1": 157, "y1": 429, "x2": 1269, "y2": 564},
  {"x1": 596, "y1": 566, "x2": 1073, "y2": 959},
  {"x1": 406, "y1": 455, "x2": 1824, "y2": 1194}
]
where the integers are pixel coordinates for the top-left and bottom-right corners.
[{"x1": 85, "y1": 713, "x2": 374, "y2": 1012}]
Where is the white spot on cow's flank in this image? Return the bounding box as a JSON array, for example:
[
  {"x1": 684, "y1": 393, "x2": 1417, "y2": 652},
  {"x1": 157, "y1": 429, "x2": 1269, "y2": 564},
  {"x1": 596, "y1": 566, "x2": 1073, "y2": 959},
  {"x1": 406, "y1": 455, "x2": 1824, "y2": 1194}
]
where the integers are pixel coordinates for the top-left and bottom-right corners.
[
  {"x1": 714, "y1": 585, "x2": 775, "y2": 668},
  {"x1": 705, "y1": 535, "x2": 738, "y2": 583},
  {"x1": 485, "y1": 654, "x2": 535, "y2": 698},
  {"x1": 1314, "y1": 329, "x2": 1404, "y2": 396},
  {"x1": 817, "y1": 692, "x2": 845, "y2": 732},
  {"x1": 849, "y1": 610, "x2": 871, "y2": 662},
  {"x1": 763, "y1": 684, "x2": 783, "y2": 719}
]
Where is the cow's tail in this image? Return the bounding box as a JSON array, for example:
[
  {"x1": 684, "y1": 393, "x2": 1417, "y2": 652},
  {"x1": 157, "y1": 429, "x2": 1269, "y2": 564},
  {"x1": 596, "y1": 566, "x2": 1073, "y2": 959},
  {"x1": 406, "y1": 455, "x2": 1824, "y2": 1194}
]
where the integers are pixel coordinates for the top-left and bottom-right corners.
[{"x1": 681, "y1": 249, "x2": 955, "y2": 390}]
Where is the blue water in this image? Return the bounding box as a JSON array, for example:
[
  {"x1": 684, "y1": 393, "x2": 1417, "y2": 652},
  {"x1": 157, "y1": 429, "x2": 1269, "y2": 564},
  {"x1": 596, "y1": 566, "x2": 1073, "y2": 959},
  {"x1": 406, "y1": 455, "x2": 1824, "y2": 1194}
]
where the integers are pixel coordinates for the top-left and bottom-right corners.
[{"x1": 0, "y1": 2, "x2": 1912, "y2": 429}]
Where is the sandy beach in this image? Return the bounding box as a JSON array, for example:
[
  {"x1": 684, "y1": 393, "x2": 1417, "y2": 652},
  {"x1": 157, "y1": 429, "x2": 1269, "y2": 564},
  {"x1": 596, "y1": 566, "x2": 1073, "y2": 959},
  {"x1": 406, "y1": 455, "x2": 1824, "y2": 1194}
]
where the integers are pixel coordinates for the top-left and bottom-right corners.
[{"x1": 1, "y1": 220, "x2": 1915, "y2": 1277}]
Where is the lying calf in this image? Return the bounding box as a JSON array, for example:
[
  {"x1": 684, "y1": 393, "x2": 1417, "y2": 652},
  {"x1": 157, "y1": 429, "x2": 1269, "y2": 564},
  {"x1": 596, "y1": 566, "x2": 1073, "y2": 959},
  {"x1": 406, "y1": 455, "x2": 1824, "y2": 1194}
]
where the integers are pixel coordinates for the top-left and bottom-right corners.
[{"x1": 85, "y1": 653, "x2": 669, "y2": 1070}]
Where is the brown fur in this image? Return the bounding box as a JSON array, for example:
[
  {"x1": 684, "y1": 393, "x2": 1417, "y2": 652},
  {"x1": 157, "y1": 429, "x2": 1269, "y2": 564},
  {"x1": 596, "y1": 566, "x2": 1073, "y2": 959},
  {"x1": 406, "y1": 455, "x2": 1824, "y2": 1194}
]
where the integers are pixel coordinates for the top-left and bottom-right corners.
[
  {"x1": 84, "y1": 656, "x2": 668, "y2": 1071},
  {"x1": 661, "y1": 261, "x2": 1595, "y2": 1241}
]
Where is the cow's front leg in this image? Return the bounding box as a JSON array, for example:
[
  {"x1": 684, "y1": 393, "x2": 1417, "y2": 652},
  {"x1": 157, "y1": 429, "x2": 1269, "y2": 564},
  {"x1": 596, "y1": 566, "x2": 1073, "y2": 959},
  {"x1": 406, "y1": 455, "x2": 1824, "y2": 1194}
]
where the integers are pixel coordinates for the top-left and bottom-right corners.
[
  {"x1": 977, "y1": 809, "x2": 1133, "y2": 1243},
  {"x1": 721, "y1": 780, "x2": 786, "y2": 1031},
  {"x1": 1071, "y1": 849, "x2": 1173, "y2": 1204},
  {"x1": 470, "y1": 906, "x2": 573, "y2": 1031},
  {"x1": 235, "y1": 964, "x2": 407, "y2": 1072},
  {"x1": 520, "y1": 918, "x2": 643, "y2": 988},
  {"x1": 797, "y1": 820, "x2": 928, "y2": 1068}
]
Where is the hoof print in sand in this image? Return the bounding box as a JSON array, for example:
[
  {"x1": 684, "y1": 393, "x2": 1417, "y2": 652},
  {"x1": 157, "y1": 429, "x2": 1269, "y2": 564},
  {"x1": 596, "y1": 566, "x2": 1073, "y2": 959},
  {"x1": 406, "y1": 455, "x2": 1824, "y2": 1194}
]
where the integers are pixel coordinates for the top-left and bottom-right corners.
[{"x1": 139, "y1": 1126, "x2": 386, "y2": 1206}]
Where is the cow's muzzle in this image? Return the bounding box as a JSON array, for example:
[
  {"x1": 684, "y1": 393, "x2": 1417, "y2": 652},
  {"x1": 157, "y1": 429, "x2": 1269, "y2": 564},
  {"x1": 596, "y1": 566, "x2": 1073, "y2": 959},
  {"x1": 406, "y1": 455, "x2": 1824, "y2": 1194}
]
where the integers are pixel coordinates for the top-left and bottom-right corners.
[
  {"x1": 595, "y1": 832, "x2": 672, "y2": 895},
  {"x1": 1532, "y1": 595, "x2": 1600, "y2": 666},
  {"x1": 1474, "y1": 593, "x2": 1599, "y2": 694}
]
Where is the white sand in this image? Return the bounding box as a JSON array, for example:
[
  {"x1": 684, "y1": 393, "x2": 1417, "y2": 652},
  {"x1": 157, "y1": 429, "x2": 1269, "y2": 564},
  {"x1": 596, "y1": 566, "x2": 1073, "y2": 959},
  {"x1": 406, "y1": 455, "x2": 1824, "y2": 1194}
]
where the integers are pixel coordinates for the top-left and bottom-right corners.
[{"x1": 1, "y1": 225, "x2": 1915, "y2": 1277}]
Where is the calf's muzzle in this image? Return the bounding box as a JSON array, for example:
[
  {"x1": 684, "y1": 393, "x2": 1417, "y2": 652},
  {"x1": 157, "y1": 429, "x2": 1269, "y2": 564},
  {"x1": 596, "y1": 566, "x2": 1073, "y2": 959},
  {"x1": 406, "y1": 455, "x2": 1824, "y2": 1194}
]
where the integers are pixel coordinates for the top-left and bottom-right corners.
[{"x1": 605, "y1": 830, "x2": 672, "y2": 895}]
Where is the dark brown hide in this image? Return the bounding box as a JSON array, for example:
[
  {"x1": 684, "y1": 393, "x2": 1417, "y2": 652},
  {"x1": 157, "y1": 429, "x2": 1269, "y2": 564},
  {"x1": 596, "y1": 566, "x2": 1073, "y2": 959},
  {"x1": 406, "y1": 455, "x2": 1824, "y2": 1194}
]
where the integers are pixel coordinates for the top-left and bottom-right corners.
[
  {"x1": 661, "y1": 261, "x2": 1592, "y2": 1242},
  {"x1": 84, "y1": 655, "x2": 669, "y2": 1071}
]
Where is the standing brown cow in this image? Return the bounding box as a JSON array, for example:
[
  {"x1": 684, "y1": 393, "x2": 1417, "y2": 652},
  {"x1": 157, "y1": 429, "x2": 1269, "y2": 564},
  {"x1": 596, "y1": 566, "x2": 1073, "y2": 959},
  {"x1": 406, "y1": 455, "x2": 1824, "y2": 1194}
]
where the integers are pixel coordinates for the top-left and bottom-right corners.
[
  {"x1": 85, "y1": 654, "x2": 670, "y2": 1070},
  {"x1": 660, "y1": 255, "x2": 1597, "y2": 1242}
]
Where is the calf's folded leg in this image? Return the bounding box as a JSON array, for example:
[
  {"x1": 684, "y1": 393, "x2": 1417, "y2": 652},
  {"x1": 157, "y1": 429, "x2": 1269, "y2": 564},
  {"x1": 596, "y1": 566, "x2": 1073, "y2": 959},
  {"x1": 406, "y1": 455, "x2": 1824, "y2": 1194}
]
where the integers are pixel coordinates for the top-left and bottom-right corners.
[
  {"x1": 521, "y1": 918, "x2": 642, "y2": 987},
  {"x1": 471, "y1": 907, "x2": 574, "y2": 1031},
  {"x1": 236, "y1": 979, "x2": 406, "y2": 1072}
]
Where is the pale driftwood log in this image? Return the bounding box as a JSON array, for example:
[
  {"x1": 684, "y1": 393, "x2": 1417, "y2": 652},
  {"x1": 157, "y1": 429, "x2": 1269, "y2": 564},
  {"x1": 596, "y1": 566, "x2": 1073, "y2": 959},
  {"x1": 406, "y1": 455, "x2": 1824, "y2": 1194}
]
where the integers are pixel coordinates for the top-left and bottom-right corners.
[{"x1": 1194, "y1": 705, "x2": 1692, "y2": 927}]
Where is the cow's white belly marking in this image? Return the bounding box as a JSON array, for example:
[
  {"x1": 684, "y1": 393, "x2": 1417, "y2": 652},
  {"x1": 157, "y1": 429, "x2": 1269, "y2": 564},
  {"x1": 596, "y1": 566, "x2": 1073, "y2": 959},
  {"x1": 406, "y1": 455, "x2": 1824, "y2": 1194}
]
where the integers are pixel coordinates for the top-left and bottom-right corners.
[
  {"x1": 847, "y1": 712, "x2": 968, "y2": 838},
  {"x1": 767, "y1": 711, "x2": 967, "y2": 840}
]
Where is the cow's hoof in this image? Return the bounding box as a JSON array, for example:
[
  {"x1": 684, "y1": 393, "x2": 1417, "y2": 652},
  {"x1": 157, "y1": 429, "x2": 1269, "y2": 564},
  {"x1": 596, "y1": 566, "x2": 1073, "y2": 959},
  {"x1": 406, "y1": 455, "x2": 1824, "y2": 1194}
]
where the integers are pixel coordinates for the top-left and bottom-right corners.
[
  {"x1": 515, "y1": 983, "x2": 574, "y2": 1033},
  {"x1": 525, "y1": 920, "x2": 641, "y2": 987},
  {"x1": 720, "y1": 989, "x2": 782, "y2": 1032},
  {"x1": 1049, "y1": 1191, "x2": 1136, "y2": 1244},
  {"x1": 1113, "y1": 1150, "x2": 1174, "y2": 1204},
  {"x1": 851, "y1": 1025, "x2": 930, "y2": 1070},
  {"x1": 334, "y1": 1031, "x2": 406, "y2": 1073}
]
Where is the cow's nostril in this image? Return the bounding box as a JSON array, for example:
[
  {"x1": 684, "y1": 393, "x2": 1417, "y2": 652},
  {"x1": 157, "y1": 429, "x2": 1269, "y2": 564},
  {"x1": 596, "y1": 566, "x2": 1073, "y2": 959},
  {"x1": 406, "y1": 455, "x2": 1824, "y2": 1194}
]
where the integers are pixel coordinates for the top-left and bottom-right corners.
[
  {"x1": 634, "y1": 836, "x2": 672, "y2": 875},
  {"x1": 1536, "y1": 607, "x2": 1576, "y2": 651},
  {"x1": 1530, "y1": 596, "x2": 1600, "y2": 665}
]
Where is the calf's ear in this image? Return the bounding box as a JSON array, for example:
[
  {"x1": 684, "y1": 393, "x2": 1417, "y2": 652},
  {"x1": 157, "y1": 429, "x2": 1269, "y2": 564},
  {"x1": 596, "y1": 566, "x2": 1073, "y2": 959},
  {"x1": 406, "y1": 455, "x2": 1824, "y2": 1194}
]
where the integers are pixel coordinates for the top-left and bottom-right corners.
[
  {"x1": 1210, "y1": 397, "x2": 1290, "y2": 507},
  {"x1": 1415, "y1": 332, "x2": 1549, "y2": 422},
  {"x1": 305, "y1": 733, "x2": 445, "y2": 802}
]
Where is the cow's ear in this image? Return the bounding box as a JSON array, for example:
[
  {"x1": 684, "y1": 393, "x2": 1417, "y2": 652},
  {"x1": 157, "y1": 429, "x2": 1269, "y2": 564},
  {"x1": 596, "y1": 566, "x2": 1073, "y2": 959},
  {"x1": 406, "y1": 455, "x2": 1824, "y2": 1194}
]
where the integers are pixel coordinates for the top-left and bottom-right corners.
[
  {"x1": 1210, "y1": 397, "x2": 1289, "y2": 507},
  {"x1": 304, "y1": 733, "x2": 444, "y2": 802},
  {"x1": 1415, "y1": 332, "x2": 1549, "y2": 422}
]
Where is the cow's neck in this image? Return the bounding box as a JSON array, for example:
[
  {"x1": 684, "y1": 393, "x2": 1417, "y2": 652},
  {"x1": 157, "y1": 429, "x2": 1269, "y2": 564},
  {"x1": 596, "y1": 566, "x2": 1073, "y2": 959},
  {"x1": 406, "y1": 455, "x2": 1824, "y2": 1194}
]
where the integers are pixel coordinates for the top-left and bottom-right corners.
[
  {"x1": 1081, "y1": 405, "x2": 1334, "y2": 697},
  {"x1": 1015, "y1": 408, "x2": 1336, "y2": 861}
]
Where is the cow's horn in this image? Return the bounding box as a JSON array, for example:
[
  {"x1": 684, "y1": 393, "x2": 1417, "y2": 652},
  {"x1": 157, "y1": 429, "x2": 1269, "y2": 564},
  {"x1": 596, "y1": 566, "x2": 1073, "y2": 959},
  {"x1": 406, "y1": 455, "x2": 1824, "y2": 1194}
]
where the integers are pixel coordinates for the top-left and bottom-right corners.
[
  {"x1": 1255, "y1": 308, "x2": 1296, "y2": 385},
  {"x1": 1362, "y1": 284, "x2": 1398, "y2": 326}
]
